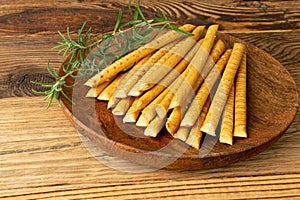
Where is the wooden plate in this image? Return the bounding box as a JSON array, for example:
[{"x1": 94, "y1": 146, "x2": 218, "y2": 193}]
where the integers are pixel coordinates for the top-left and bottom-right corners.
[{"x1": 59, "y1": 31, "x2": 298, "y2": 170}]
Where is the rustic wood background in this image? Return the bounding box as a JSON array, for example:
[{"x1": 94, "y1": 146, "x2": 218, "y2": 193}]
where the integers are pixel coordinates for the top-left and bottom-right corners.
[{"x1": 0, "y1": 0, "x2": 299, "y2": 199}]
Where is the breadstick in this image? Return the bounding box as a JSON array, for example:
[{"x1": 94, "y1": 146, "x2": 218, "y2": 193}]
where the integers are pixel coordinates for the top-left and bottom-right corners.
[
  {"x1": 114, "y1": 42, "x2": 177, "y2": 98},
  {"x1": 155, "y1": 70, "x2": 190, "y2": 119},
  {"x1": 135, "y1": 88, "x2": 169, "y2": 126},
  {"x1": 219, "y1": 85, "x2": 235, "y2": 145},
  {"x1": 177, "y1": 39, "x2": 225, "y2": 109},
  {"x1": 155, "y1": 89, "x2": 174, "y2": 119},
  {"x1": 198, "y1": 39, "x2": 226, "y2": 82},
  {"x1": 185, "y1": 123, "x2": 203, "y2": 149},
  {"x1": 86, "y1": 77, "x2": 115, "y2": 98},
  {"x1": 112, "y1": 97, "x2": 135, "y2": 116},
  {"x1": 97, "y1": 74, "x2": 124, "y2": 101},
  {"x1": 85, "y1": 24, "x2": 195, "y2": 87},
  {"x1": 169, "y1": 37, "x2": 225, "y2": 109},
  {"x1": 165, "y1": 106, "x2": 182, "y2": 135},
  {"x1": 112, "y1": 55, "x2": 151, "y2": 98},
  {"x1": 166, "y1": 39, "x2": 204, "y2": 109},
  {"x1": 180, "y1": 49, "x2": 232, "y2": 127},
  {"x1": 157, "y1": 53, "x2": 209, "y2": 119},
  {"x1": 135, "y1": 114, "x2": 149, "y2": 127},
  {"x1": 107, "y1": 96, "x2": 120, "y2": 109},
  {"x1": 174, "y1": 127, "x2": 191, "y2": 141},
  {"x1": 123, "y1": 97, "x2": 142, "y2": 123},
  {"x1": 170, "y1": 24, "x2": 219, "y2": 108},
  {"x1": 185, "y1": 98, "x2": 211, "y2": 149},
  {"x1": 234, "y1": 53, "x2": 247, "y2": 138},
  {"x1": 201, "y1": 43, "x2": 246, "y2": 136},
  {"x1": 144, "y1": 115, "x2": 167, "y2": 137},
  {"x1": 124, "y1": 42, "x2": 200, "y2": 122},
  {"x1": 129, "y1": 26, "x2": 204, "y2": 95},
  {"x1": 165, "y1": 76, "x2": 202, "y2": 135}
]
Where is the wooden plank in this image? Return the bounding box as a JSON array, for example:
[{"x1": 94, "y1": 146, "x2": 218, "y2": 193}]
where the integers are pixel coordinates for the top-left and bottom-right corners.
[
  {"x1": 0, "y1": 0, "x2": 299, "y2": 99},
  {"x1": 0, "y1": 96, "x2": 299, "y2": 198},
  {"x1": 0, "y1": 32, "x2": 299, "y2": 99},
  {"x1": 0, "y1": 0, "x2": 299, "y2": 35}
]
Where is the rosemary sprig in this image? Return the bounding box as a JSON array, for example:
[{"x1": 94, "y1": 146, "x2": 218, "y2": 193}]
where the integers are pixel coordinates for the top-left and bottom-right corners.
[
  {"x1": 33, "y1": 0, "x2": 193, "y2": 108},
  {"x1": 31, "y1": 61, "x2": 75, "y2": 108}
]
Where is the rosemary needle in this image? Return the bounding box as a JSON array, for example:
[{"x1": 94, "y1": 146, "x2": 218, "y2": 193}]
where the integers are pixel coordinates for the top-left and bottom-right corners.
[{"x1": 32, "y1": 0, "x2": 193, "y2": 108}]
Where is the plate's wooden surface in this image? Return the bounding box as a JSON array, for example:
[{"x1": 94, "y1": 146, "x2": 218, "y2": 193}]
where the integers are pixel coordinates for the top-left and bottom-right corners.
[{"x1": 59, "y1": 31, "x2": 298, "y2": 170}]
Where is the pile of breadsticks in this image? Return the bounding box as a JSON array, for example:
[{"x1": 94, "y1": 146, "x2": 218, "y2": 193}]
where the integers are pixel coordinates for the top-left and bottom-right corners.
[{"x1": 85, "y1": 24, "x2": 247, "y2": 149}]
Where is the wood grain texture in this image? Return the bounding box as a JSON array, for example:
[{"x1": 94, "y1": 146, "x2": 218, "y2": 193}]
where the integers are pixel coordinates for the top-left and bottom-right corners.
[
  {"x1": 0, "y1": 0, "x2": 299, "y2": 99},
  {"x1": 0, "y1": 35, "x2": 62, "y2": 98},
  {"x1": 0, "y1": 32, "x2": 299, "y2": 99},
  {"x1": 0, "y1": 0, "x2": 299, "y2": 35},
  {"x1": 1, "y1": 0, "x2": 300, "y2": 198},
  {"x1": 0, "y1": 97, "x2": 300, "y2": 199}
]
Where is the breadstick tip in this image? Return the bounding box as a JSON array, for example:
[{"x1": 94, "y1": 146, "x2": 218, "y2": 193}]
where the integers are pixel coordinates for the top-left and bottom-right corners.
[{"x1": 200, "y1": 122, "x2": 216, "y2": 136}]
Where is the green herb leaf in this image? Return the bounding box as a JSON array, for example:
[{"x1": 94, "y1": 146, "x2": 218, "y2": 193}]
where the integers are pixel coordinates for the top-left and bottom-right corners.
[
  {"x1": 113, "y1": 9, "x2": 123, "y2": 34},
  {"x1": 136, "y1": 0, "x2": 148, "y2": 23},
  {"x1": 33, "y1": 0, "x2": 194, "y2": 108},
  {"x1": 169, "y1": 23, "x2": 194, "y2": 36}
]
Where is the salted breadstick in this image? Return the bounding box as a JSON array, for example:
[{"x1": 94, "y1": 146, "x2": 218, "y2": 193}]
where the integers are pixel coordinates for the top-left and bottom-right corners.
[
  {"x1": 144, "y1": 115, "x2": 167, "y2": 137},
  {"x1": 112, "y1": 97, "x2": 135, "y2": 116},
  {"x1": 174, "y1": 127, "x2": 191, "y2": 141},
  {"x1": 170, "y1": 39, "x2": 226, "y2": 109},
  {"x1": 85, "y1": 24, "x2": 195, "y2": 87},
  {"x1": 107, "y1": 96, "x2": 120, "y2": 109},
  {"x1": 167, "y1": 39, "x2": 204, "y2": 109},
  {"x1": 185, "y1": 98, "x2": 211, "y2": 149},
  {"x1": 219, "y1": 85, "x2": 235, "y2": 145},
  {"x1": 169, "y1": 37, "x2": 225, "y2": 109},
  {"x1": 132, "y1": 41, "x2": 199, "y2": 109},
  {"x1": 155, "y1": 90, "x2": 174, "y2": 119},
  {"x1": 234, "y1": 53, "x2": 247, "y2": 138},
  {"x1": 155, "y1": 70, "x2": 190, "y2": 118},
  {"x1": 124, "y1": 43, "x2": 200, "y2": 123},
  {"x1": 123, "y1": 97, "x2": 141, "y2": 123},
  {"x1": 165, "y1": 106, "x2": 182, "y2": 135},
  {"x1": 135, "y1": 88, "x2": 169, "y2": 126},
  {"x1": 201, "y1": 43, "x2": 246, "y2": 136},
  {"x1": 157, "y1": 58, "x2": 206, "y2": 119},
  {"x1": 114, "y1": 42, "x2": 177, "y2": 98},
  {"x1": 112, "y1": 55, "x2": 151, "y2": 98},
  {"x1": 180, "y1": 49, "x2": 232, "y2": 127},
  {"x1": 198, "y1": 39, "x2": 226, "y2": 83},
  {"x1": 97, "y1": 74, "x2": 124, "y2": 101},
  {"x1": 185, "y1": 123, "x2": 202, "y2": 149},
  {"x1": 170, "y1": 24, "x2": 219, "y2": 108},
  {"x1": 165, "y1": 76, "x2": 202, "y2": 135},
  {"x1": 86, "y1": 77, "x2": 115, "y2": 98},
  {"x1": 129, "y1": 26, "x2": 204, "y2": 95}
]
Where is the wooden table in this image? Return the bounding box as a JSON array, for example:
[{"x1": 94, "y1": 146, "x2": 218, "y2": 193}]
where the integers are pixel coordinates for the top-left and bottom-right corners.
[{"x1": 1, "y1": 0, "x2": 300, "y2": 199}]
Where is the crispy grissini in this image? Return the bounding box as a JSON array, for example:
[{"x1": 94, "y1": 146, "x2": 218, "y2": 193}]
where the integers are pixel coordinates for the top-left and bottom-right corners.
[
  {"x1": 123, "y1": 41, "x2": 200, "y2": 123},
  {"x1": 113, "y1": 42, "x2": 177, "y2": 98},
  {"x1": 170, "y1": 24, "x2": 219, "y2": 108},
  {"x1": 185, "y1": 99, "x2": 211, "y2": 149},
  {"x1": 128, "y1": 26, "x2": 205, "y2": 96},
  {"x1": 180, "y1": 49, "x2": 232, "y2": 127},
  {"x1": 85, "y1": 24, "x2": 195, "y2": 87},
  {"x1": 219, "y1": 85, "x2": 235, "y2": 145},
  {"x1": 201, "y1": 43, "x2": 246, "y2": 136},
  {"x1": 234, "y1": 53, "x2": 247, "y2": 138}
]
